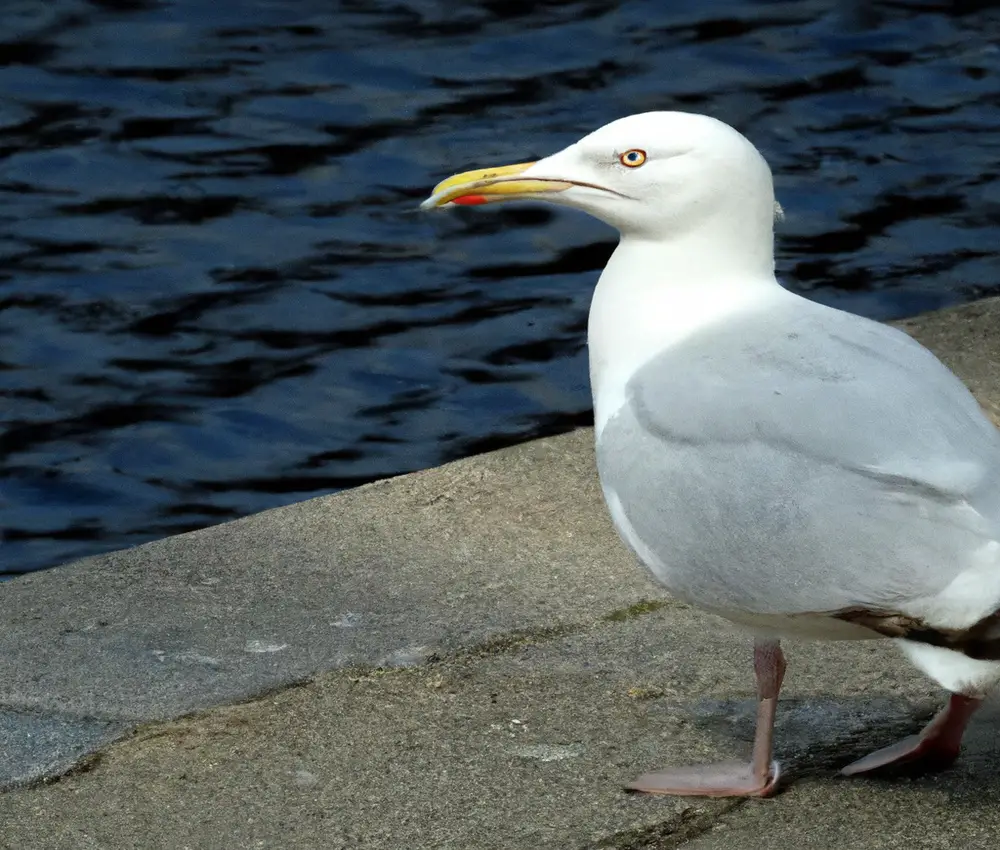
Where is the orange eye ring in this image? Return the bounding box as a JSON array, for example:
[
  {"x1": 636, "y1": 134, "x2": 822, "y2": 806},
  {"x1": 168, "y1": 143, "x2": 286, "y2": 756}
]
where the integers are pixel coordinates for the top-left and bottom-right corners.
[{"x1": 619, "y1": 149, "x2": 647, "y2": 168}]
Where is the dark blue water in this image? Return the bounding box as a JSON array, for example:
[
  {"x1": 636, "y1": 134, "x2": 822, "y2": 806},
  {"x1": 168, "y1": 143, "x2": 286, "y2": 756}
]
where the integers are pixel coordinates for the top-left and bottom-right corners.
[{"x1": 2, "y1": 0, "x2": 1000, "y2": 575}]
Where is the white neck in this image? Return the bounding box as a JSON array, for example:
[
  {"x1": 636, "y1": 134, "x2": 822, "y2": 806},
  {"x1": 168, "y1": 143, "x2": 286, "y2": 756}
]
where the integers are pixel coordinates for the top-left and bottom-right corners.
[{"x1": 587, "y1": 233, "x2": 784, "y2": 438}]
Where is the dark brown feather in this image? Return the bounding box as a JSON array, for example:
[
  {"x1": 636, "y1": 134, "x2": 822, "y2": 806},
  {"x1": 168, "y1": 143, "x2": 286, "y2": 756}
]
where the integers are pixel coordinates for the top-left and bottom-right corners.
[{"x1": 831, "y1": 607, "x2": 1000, "y2": 661}]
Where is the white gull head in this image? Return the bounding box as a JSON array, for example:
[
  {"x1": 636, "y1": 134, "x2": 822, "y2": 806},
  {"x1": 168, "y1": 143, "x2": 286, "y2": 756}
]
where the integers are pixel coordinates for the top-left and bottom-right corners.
[{"x1": 422, "y1": 112, "x2": 788, "y2": 434}]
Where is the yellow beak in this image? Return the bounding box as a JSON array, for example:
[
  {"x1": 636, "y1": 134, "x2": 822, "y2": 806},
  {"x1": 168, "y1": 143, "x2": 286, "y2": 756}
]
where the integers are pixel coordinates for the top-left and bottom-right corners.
[{"x1": 420, "y1": 161, "x2": 572, "y2": 210}]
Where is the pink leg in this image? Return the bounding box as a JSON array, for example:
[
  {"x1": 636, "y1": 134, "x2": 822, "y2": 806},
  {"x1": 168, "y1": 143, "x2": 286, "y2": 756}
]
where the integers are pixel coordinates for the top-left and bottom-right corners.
[
  {"x1": 841, "y1": 693, "x2": 982, "y2": 776},
  {"x1": 626, "y1": 638, "x2": 786, "y2": 798}
]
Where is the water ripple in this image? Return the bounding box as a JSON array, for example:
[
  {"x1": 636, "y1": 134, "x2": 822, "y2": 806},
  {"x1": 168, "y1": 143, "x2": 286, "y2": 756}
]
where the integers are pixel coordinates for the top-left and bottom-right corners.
[{"x1": 2, "y1": 0, "x2": 1000, "y2": 573}]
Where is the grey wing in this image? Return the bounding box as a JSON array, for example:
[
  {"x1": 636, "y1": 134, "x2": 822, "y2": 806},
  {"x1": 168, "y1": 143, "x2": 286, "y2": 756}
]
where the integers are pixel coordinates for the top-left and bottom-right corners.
[{"x1": 602, "y1": 298, "x2": 1000, "y2": 617}]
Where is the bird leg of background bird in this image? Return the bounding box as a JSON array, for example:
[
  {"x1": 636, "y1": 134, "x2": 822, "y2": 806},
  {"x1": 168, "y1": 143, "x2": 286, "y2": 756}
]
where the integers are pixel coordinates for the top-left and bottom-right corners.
[
  {"x1": 840, "y1": 692, "x2": 982, "y2": 776},
  {"x1": 625, "y1": 638, "x2": 785, "y2": 798}
]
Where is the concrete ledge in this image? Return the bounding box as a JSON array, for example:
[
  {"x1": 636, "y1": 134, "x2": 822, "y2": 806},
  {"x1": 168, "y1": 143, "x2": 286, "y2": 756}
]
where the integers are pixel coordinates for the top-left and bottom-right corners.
[
  {"x1": 0, "y1": 416, "x2": 651, "y2": 787},
  {"x1": 3, "y1": 298, "x2": 1000, "y2": 847}
]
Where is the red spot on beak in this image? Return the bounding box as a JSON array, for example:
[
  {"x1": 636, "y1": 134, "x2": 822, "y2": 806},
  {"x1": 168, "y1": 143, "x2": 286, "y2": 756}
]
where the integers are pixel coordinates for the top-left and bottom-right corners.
[{"x1": 452, "y1": 195, "x2": 488, "y2": 205}]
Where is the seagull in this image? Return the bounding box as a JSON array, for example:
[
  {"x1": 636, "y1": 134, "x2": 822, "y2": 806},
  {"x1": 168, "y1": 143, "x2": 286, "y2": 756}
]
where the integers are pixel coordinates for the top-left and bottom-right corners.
[{"x1": 421, "y1": 111, "x2": 1000, "y2": 798}]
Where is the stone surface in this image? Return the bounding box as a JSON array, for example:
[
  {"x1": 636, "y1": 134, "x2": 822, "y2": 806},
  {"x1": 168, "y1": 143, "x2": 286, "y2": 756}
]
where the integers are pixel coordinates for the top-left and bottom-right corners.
[
  {"x1": 2, "y1": 297, "x2": 1000, "y2": 846},
  {"x1": 0, "y1": 608, "x2": 998, "y2": 849},
  {"x1": 2, "y1": 609, "x2": 998, "y2": 849},
  {"x1": 0, "y1": 427, "x2": 652, "y2": 731},
  {"x1": 0, "y1": 709, "x2": 129, "y2": 790}
]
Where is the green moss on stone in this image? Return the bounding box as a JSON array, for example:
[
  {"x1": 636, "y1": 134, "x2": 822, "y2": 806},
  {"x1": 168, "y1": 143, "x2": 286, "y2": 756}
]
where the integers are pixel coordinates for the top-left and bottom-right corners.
[{"x1": 602, "y1": 598, "x2": 671, "y2": 622}]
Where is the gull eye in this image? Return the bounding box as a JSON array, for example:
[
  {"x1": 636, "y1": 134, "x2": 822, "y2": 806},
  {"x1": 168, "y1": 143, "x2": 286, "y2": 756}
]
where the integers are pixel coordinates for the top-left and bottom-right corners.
[{"x1": 619, "y1": 149, "x2": 647, "y2": 168}]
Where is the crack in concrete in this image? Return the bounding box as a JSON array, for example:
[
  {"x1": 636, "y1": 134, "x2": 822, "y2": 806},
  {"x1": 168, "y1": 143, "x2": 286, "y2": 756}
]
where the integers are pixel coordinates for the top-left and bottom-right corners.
[{"x1": 579, "y1": 801, "x2": 746, "y2": 849}]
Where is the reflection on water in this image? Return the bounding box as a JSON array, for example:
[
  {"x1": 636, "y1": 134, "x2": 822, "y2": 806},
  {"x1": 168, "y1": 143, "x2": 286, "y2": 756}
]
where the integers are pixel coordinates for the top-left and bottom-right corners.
[{"x1": 2, "y1": 0, "x2": 1000, "y2": 574}]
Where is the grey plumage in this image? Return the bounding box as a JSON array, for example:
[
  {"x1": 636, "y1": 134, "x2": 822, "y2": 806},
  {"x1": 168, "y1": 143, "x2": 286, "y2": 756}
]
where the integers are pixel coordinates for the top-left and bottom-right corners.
[{"x1": 596, "y1": 295, "x2": 1000, "y2": 623}]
